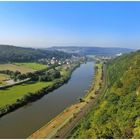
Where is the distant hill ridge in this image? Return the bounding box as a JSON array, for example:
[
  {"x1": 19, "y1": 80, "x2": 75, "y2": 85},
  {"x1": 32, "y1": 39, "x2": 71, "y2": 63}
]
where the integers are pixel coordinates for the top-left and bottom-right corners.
[
  {"x1": 51, "y1": 46, "x2": 133, "y2": 56},
  {"x1": 0, "y1": 45, "x2": 71, "y2": 63}
]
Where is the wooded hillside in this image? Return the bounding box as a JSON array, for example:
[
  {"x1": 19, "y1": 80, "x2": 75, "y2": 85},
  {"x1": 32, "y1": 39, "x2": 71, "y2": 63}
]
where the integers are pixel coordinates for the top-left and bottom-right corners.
[
  {"x1": 0, "y1": 45, "x2": 71, "y2": 63},
  {"x1": 71, "y1": 50, "x2": 140, "y2": 138}
]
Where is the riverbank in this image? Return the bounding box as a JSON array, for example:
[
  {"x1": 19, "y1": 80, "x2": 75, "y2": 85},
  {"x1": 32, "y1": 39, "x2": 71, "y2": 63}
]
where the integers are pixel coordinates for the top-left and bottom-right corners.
[
  {"x1": 29, "y1": 61, "x2": 105, "y2": 139},
  {"x1": 0, "y1": 62, "x2": 81, "y2": 118}
]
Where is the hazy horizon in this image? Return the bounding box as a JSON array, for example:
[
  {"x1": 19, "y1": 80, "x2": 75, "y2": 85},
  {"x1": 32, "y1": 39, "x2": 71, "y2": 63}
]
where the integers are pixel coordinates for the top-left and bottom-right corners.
[
  {"x1": 0, "y1": 44, "x2": 136, "y2": 50},
  {"x1": 0, "y1": 2, "x2": 140, "y2": 49}
]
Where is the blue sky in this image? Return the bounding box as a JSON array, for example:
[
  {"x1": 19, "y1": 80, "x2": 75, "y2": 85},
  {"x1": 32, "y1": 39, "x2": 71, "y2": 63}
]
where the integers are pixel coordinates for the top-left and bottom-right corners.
[{"x1": 0, "y1": 1, "x2": 140, "y2": 49}]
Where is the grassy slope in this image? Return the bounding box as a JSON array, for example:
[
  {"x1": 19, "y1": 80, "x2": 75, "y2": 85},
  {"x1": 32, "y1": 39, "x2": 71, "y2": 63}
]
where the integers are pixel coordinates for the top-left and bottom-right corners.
[
  {"x1": 14, "y1": 62, "x2": 48, "y2": 71},
  {"x1": 71, "y1": 50, "x2": 140, "y2": 139}
]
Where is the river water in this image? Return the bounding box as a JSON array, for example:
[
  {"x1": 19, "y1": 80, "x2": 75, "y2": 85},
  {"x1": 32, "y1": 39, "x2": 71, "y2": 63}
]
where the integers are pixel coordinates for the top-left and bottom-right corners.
[{"x1": 0, "y1": 61, "x2": 95, "y2": 138}]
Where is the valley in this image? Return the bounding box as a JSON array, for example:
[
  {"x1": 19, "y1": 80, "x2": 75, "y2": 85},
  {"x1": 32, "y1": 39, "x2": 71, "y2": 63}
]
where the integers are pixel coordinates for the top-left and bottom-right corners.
[
  {"x1": 0, "y1": 2, "x2": 139, "y2": 139},
  {"x1": 0, "y1": 44, "x2": 138, "y2": 139}
]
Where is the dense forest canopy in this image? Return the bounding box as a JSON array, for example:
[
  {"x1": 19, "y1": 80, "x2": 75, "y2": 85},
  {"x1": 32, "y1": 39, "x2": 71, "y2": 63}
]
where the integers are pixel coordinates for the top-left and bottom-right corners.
[
  {"x1": 71, "y1": 50, "x2": 140, "y2": 138},
  {"x1": 0, "y1": 45, "x2": 72, "y2": 63}
]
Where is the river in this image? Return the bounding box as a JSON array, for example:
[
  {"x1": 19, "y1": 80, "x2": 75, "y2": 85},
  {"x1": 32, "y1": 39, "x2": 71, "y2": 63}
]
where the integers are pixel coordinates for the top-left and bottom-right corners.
[{"x1": 0, "y1": 61, "x2": 95, "y2": 138}]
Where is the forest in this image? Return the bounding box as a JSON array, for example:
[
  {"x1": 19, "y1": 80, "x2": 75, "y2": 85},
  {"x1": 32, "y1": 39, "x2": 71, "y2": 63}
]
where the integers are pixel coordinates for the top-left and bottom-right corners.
[
  {"x1": 71, "y1": 50, "x2": 140, "y2": 138},
  {"x1": 0, "y1": 45, "x2": 72, "y2": 63}
]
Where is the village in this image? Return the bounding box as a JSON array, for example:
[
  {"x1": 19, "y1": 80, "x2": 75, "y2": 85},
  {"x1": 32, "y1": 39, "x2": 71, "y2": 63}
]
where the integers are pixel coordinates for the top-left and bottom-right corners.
[{"x1": 38, "y1": 55, "x2": 86, "y2": 66}]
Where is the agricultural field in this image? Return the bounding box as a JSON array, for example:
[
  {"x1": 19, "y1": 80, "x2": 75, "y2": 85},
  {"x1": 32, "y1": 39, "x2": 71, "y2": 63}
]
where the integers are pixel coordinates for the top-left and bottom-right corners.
[
  {"x1": 14, "y1": 62, "x2": 48, "y2": 71},
  {"x1": 0, "y1": 65, "x2": 66, "y2": 109},
  {"x1": 0, "y1": 62, "x2": 79, "y2": 118},
  {"x1": 0, "y1": 81, "x2": 54, "y2": 108},
  {"x1": 0, "y1": 64, "x2": 35, "y2": 74},
  {"x1": 0, "y1": 74, "x2": 10, "y2": 85},
  {"x1": 0, "y1": 63, "x2": 47, "y2": 74}
]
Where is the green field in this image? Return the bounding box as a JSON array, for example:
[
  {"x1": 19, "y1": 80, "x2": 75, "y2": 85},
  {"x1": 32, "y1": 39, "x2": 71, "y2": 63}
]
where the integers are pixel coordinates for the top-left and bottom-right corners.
[
  {"x1": 14, "y1": 62, "x2": 48, "y2": 71},
  {"x1": 0, "y1": 81, "x2": 53, "y2": 108},
  {"x1": 0, "y1": 62, "x2": 79, "y2": 118},
  {"x1": 0, "y1": 64, "x2": 68, "y2": 109}
]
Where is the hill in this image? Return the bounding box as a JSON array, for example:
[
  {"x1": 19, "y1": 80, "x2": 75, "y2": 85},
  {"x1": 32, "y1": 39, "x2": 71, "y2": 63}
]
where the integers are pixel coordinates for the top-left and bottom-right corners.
[
  {"x1": 0, "y1": 45, "x2": 71, "y2": 63},
  {"x1": 71, "y1": 50, "x2": 140, "y2": 138},
  {"x1": 50, "y1": 46, "x2": 133, "y2": 56}
]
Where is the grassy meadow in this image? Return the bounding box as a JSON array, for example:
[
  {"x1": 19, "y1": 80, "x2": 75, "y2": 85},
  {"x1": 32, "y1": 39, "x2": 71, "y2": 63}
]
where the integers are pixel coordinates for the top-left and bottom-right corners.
[
  {"x1": 0, "y1": 81, "x2": 53, "y2": 108},
  {"x1": 0, "y1": 64, "x2": 67, "y2": 108},
  {"x1": 0, "y1": 62, "x2": 50, "y2": 108},
  {"x1": 0, "y1": 62, "x2": 80, "y2": 118},
  {"x1": 14, "y1": 62, "x2": 48, "y2": 71}
]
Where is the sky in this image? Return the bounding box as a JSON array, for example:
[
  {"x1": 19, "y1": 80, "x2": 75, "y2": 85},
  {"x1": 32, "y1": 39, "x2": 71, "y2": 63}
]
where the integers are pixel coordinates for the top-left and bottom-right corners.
[{"x1": 0, "y1": 1, "x2": 140, "y2": 49}]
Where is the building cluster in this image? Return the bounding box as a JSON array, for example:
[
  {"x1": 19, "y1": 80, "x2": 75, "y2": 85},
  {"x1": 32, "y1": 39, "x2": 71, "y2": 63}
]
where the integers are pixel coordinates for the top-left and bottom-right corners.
[{"x1": 38, "y1": 56, "x2": 83, "y2": 66}]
